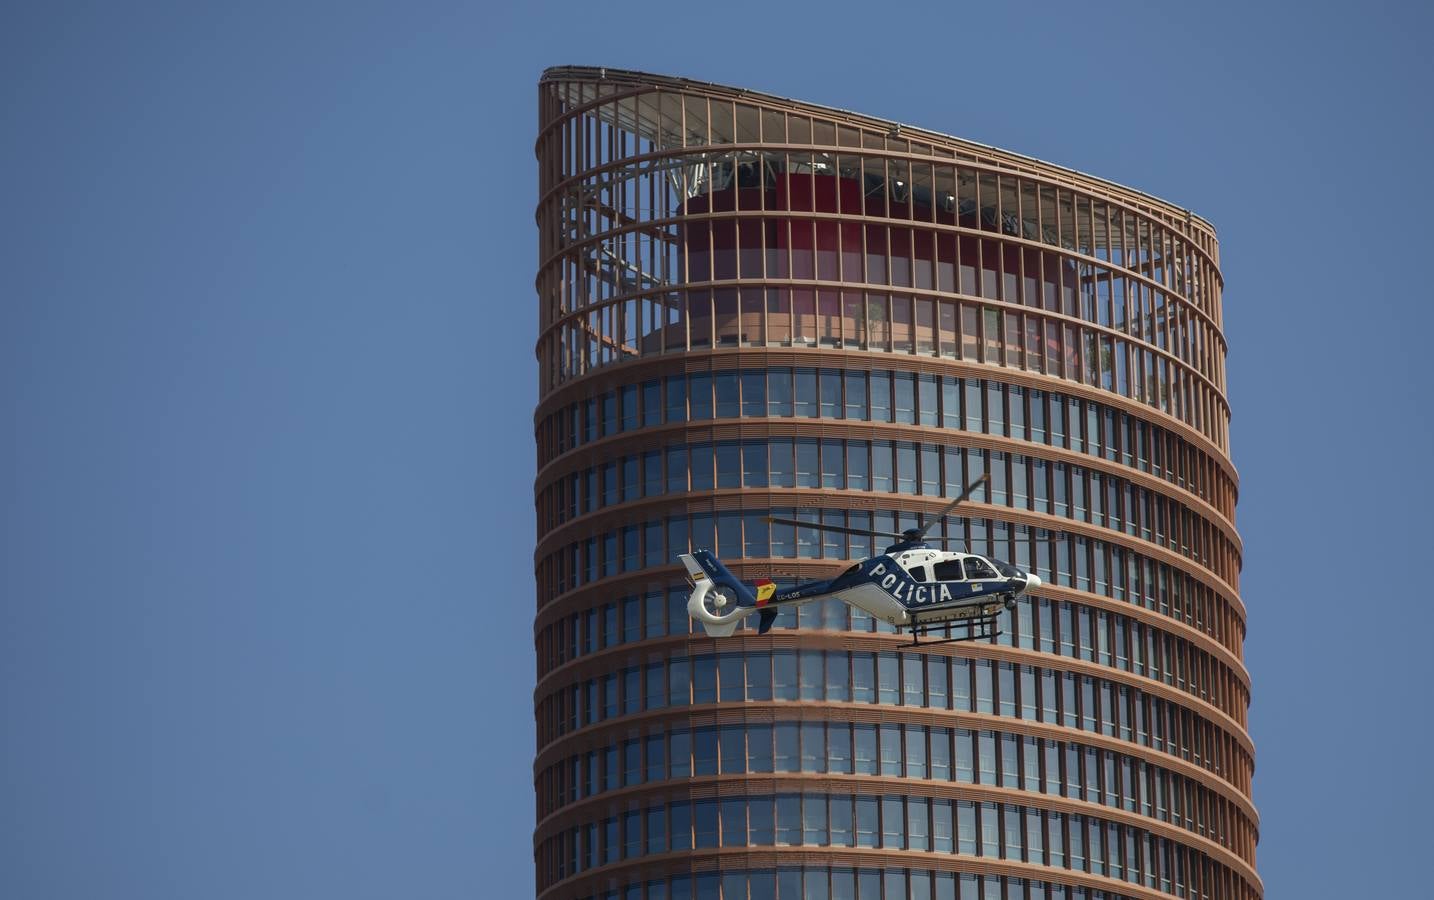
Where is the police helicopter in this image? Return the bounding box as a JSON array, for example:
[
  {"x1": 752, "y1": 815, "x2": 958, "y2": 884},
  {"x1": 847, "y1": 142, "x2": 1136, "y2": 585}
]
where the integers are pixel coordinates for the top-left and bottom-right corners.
[{"x1": 679, "y1": 475, "x2": 1042, "y2": 645}]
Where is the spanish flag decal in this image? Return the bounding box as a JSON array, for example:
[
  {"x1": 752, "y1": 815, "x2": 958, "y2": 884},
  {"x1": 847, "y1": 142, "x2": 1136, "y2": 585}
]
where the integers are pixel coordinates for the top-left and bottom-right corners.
[{"x1": 754, "y1": 578, "x2": 776, "y2": 605}]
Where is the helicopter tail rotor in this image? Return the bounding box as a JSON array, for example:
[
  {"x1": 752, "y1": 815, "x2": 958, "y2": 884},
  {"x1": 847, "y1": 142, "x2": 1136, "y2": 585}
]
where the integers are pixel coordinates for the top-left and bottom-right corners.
[{"x1": 680, "y1": 551, "x2": 757, "y2": 637}]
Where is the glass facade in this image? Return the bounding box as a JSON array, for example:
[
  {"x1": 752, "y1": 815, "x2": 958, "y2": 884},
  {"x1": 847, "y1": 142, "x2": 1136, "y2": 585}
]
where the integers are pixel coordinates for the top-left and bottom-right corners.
[{"x1": 534, "y1": 68, "x2": 1256, "y2": 900}]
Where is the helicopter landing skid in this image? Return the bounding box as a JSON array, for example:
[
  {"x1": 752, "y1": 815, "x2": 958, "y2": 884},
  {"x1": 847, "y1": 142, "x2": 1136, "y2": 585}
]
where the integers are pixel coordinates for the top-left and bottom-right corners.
[{"x1": 904, "y1": 615, "x2": 1002, "y2": 647}]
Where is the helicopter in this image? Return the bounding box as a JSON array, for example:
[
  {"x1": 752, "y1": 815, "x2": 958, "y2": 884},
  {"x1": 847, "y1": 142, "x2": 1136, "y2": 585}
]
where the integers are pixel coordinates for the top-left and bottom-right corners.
[{"x1": 679, "y1": 475, "x2": 1042, "y2": 645}]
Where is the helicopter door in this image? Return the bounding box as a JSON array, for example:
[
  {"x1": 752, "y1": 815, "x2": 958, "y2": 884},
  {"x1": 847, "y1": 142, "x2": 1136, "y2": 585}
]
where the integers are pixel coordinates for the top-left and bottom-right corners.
[{"x1": 963, "y1": 557, "x2": 999, "y2": 581}]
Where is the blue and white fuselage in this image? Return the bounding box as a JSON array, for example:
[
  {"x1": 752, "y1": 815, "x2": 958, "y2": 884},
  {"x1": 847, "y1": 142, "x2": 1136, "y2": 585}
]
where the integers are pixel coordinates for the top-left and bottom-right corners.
[{"x1": 680, "y1": 541, "x2": 1041, "y2": 637}]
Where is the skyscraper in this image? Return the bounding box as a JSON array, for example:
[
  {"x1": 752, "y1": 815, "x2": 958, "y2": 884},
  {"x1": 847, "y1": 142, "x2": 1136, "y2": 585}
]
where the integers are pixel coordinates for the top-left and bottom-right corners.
[{"x1": 533, "y1": 67, "x2": 1257, "y2": 900}]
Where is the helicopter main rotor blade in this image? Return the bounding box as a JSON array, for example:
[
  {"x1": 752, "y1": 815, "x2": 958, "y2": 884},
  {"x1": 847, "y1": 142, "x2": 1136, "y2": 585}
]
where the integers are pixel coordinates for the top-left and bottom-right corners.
[
  {"x1": 912, "y1": 474, "x2": 990, "y2": 541},
  {"x1": 765, "y1": 516, "x2": 907, "y2": 541}
]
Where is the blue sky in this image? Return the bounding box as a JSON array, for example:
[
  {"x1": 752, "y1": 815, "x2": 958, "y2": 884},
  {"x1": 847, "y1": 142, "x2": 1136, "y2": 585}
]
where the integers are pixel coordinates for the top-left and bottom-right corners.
[{"x1": 2, "y1": 1, "x2": 1430, "y2": 897}]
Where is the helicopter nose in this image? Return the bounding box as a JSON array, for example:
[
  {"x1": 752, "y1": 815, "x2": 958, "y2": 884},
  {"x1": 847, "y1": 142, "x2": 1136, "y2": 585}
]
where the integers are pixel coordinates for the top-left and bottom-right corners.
[{"x1": 1023, "y1": 573, "x2": 1042, "y2": 592}]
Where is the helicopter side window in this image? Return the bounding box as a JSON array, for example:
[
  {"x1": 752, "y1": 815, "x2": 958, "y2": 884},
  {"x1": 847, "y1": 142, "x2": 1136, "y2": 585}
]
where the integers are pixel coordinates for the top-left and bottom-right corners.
[
  {"x1": 934, "y1": 560, "x2": 964, "y2": 581},
  {"x1": 911, "y1": 565, "x2": 932, "y2": 582},
  {"x1": 964, "y1": 557, "x2": 998, "y2": 580}
]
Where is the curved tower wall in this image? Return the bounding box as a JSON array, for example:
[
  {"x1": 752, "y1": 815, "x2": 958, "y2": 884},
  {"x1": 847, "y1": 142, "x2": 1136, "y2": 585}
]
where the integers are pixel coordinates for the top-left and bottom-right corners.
[{"x1": 533, "y1": 67, "x2": 1256, "y2": 900}]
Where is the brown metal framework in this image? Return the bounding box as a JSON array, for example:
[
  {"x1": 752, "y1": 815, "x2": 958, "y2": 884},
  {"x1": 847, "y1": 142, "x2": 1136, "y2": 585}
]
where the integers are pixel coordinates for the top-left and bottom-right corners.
[{"x1": 532, "y1": 67, "x2": 1256, "y2": 900}]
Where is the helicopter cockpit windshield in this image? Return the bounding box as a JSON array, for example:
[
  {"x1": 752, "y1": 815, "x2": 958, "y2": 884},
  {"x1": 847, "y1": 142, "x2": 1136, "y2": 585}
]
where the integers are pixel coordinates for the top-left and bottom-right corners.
[{"x1": 992, "y1": 560, "x2": 1026, "y2": 579}]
